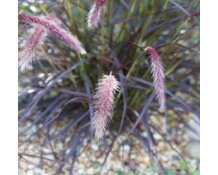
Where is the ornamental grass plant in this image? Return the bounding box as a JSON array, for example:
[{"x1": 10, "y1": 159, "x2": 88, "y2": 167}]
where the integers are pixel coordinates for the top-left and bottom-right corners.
[{"x1": 18, "y1": 0, "x2": 200, "y2": 174}]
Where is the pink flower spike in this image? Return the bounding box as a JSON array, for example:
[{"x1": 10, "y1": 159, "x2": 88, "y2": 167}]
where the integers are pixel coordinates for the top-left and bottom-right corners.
[
  {"x1": 146, "y1": 46, "x2": 166, "y2": 110},
  {"x1": 87, "y1": 0, "x2": 106, "y2": 29},
  {"x1": 18, "y1": 13, "x2": 86, "y2": 54},
  {"x1": 93, "y1": 73, "x2": 120, "y2": 139},
  {"x1": 19, "y1": 25, "x2": 47, "y2": 71}
]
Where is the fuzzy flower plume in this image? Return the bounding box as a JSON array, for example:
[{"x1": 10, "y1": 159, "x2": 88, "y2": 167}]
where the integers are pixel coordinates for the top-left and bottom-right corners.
[
  {"x1": 18, "y1": 13, "x2": 86, "y2": 54},
  {"x1": 19, "y1": 25, "x2": 47, "y2": 71},
  {"x1": 146, "y1": 46, "x2": 166, "y2": 110},
  {"x1": 87, "y1": 0, "x2": 106, "y2": 29},
  {"x1": 93, "y1": 73, "x2": 119, "y2": 139}
]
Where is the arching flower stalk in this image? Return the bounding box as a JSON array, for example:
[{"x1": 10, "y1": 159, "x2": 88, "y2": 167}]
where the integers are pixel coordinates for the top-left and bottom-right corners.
[
  {"x1": 146, "y1": 46, "x2": 166, "y2": 110},
  {"x1": 87, "y1": 0, "x2": 106, "y2": 29},
  {"x1": 19, "y1": 25, "x2": 47, "y2": 71},
  {"x1": 18, "y1": 13, "x2": 86, "y2": 54},
  {"x1": 93, "y1": 73, "x2": 120, "y2": 139}
]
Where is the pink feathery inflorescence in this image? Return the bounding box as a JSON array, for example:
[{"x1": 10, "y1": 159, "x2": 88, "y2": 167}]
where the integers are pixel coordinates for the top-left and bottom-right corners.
[
  {"x1": 146, "y1": 46, "x2": 166, "y2": 110},
  {"x1": 18, "y1": 13, "x2": 86, "y2": 54},
  {"x1": 93, "y1": 73, "x2": 119, "y2": 139},
  {"x1": 19, "y1": 25, "x2": 47, "y2": 71},
  {"x1": 87, "y1": 0, "x2": 106, "y2": 29}
]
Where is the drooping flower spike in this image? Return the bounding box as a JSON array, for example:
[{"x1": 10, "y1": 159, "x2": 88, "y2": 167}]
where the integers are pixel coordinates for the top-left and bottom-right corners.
[
  {"x1": 87, "y1": 0, "x2": 106, "y2": 29},
  {"x1": 146, "y1": 46, "x2": 166, "y2": 110},
  {"x1": 19, "y1": 25, "x2": 47, "y2": 71},
  {"x1": 93, "y1": 72, "x2": 120, "y2": 139},
  {"x1": 18, "y1": 13, "x2": 86, "y2": 55}
]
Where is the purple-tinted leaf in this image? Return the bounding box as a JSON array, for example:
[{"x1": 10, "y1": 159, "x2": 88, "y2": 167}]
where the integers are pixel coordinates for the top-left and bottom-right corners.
[
  {"x1": 130, "y1": 92, "x2": 155, "y2": 133},
  {"x1": 21, "y1": 60, "x2": 85, "y2": 119},
  {"x1": 83, "y1": 73, "x2": 94, "y2": 138},
  {"x1": 51, "y1": 111, "x2": 89, "y2": 140},
  {"x1": 20, "y1": 95, "x2": 64, "y2": 134},
  {"x1": 169, "y1": 0, "x2": 199, "y2": 24},
  {"x1": 110, "y1": 48, "x2": 127, "y2": 134}
]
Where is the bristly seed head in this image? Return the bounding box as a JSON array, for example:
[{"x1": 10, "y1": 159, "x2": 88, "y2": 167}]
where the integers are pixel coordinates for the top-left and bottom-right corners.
[
  {"x1": 93, "y1": 73, "x2": 119, "y2": 139},
  {"x1": 19, "y1": 25, "x2": 47, "y2": 71},
  {"x1": 146, "y1": 46, "x2": 166, "y2": 110},
  {"x1": 18, "y1": 13, "x2": 86, "y2": 55},
  {"x1": 87, "y1": 0, "x2": 106, "y2": 29}
]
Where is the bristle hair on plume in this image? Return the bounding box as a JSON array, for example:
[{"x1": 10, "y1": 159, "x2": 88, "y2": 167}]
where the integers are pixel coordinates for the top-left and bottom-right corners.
[
  {"x1": 92, "y1": 72, "x2": 120, "y2": 139},
  {"x1": 87, "y1": 0, "x2": 106, "y2": 29},
  {"x1": 146, "y1": 46, "x2": 166, "y2": 110},
  {"x1": 18, "y1": 13, "x2": 86, "y2": 55},
  {"x1": 19, "y1": 25, "x2": 47, "y2": 71}
]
